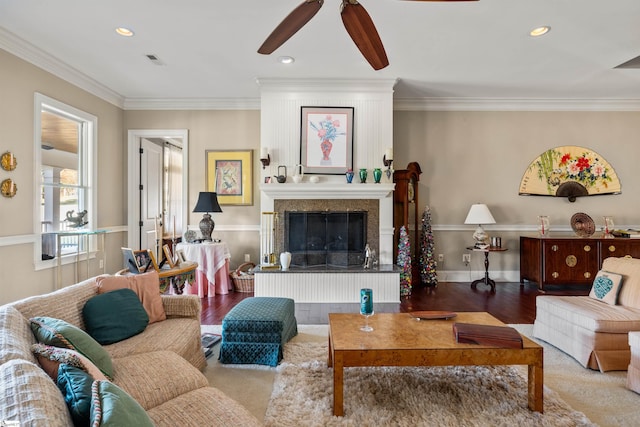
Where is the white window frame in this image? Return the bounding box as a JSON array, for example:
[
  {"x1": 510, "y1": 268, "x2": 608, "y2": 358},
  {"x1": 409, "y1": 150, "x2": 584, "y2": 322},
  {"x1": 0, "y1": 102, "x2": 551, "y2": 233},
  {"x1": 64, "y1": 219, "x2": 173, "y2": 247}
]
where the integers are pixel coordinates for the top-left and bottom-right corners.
[{"x1": 34, "y1": 93, "x2": 97, "y2": 270}]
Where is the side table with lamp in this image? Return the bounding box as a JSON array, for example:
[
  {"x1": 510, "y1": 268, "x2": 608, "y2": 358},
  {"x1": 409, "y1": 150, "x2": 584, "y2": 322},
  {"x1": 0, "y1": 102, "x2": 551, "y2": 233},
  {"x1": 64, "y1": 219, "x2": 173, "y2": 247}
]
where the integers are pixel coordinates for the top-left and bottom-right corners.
[
  {"x1": 179, "y1": 191, "x2": 231, "y2": 295},
  {"x1": 464, "y1": 203, "x2": 506, "y2": 292}
]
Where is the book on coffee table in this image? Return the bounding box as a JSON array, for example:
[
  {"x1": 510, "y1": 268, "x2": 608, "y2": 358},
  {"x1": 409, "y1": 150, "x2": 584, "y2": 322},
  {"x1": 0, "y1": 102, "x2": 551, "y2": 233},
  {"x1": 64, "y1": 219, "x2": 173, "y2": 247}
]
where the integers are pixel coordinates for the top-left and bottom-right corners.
[{"x1": 453, "y1": 323, "x2": 523, "y2": 349}]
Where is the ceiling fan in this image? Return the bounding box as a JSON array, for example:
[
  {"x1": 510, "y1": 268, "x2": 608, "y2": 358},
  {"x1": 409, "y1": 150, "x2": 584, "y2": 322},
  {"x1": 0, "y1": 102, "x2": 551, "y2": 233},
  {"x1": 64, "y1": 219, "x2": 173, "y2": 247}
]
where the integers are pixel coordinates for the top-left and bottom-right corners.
[{"x1": 257, "y1": 0, "x2": 478, "y2": 71}]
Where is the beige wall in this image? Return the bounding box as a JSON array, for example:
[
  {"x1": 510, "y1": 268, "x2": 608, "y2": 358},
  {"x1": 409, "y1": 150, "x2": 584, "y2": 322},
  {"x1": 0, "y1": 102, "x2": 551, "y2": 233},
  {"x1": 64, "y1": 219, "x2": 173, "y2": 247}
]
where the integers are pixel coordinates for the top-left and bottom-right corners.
[
  {"x1": 4, "y1": 45, "x2": 640, "y2": 304},
  {"x1": 0, "y1": 49, "x2": 126, "y2": 304},
  {"x1": 123, "y1": 110, "x2": 262, "y2": 269},
  {"x1": 394, "y1": 110, "x2": 640, "y2": 279}
]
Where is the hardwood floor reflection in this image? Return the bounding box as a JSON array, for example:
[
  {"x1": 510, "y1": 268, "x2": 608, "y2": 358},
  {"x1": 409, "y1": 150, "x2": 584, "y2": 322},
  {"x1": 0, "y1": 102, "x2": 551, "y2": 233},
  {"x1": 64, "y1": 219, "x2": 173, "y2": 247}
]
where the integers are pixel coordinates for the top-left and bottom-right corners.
[{"x1": 200, "y1": 281, "x2": 590, "y2": 325}]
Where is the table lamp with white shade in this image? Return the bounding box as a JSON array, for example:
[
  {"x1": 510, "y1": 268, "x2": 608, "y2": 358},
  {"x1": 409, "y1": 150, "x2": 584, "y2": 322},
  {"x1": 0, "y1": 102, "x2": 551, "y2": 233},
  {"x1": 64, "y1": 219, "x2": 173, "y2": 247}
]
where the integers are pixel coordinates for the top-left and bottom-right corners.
[
  {"x1": 193, "y1": 192, "x2": 223, "y2": 241},
  {"x1": 464, "y1": 204, "x2": 496, "y2": 248}
]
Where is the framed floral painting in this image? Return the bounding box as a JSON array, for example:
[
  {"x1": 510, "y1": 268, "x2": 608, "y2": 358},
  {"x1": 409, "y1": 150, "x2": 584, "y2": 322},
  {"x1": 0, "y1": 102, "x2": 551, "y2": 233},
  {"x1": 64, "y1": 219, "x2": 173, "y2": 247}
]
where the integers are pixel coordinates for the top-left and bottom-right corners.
[
  {"x1": 206, "y1": 150, "x2": 253, "y2": 205},
  {"x1": 300, "y1": 106, "x2": 354, "y2": 174}
]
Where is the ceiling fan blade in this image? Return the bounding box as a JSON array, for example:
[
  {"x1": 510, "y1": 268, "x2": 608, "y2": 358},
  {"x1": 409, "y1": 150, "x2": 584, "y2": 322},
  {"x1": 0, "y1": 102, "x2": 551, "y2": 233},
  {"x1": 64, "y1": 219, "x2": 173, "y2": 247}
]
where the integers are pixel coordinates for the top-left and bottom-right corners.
[
  {"x1": 341, "y1": 1, "x2": 389, "y2": 70},
  {"x1": 258, "y1": 0, "x2": 324, "y2": 54}
]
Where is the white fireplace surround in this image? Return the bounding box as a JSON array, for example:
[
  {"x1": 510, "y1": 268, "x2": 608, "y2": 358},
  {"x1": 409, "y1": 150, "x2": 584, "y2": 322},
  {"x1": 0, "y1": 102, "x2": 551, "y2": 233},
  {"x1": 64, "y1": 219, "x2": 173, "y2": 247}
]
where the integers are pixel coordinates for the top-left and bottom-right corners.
[
  {"x1": 257, "y1": 78, "x2": 397, "y2": 265},
  {"x1": 261, "y1": 182, "x2": 395, "y2": 264}
]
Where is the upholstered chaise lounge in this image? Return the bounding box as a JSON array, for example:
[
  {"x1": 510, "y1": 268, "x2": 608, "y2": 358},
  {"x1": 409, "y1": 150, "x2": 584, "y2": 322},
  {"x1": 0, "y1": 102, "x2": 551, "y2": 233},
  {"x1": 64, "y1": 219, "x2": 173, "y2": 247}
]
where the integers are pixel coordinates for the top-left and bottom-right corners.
[{"x1": 533, "y1": 256, "x2": 640, "y2": 372}]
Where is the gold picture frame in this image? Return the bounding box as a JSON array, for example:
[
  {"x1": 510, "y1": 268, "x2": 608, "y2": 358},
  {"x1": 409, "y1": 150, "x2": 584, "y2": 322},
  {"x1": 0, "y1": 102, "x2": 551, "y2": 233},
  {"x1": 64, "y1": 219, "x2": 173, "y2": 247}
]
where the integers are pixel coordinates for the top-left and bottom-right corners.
[{"x1": 206, "y1": 149, "x2": 253, "y2": 205}]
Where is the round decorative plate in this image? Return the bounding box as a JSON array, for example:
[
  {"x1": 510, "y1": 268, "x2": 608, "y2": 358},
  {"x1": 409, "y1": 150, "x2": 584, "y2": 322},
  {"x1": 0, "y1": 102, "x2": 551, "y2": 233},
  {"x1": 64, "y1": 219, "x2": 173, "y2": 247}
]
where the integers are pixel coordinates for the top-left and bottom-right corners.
[
  {"x1": 409, "y1": 311, "x2": 457, "y2": 320},
  {"x1": 571, "y1": 212, "x2": 596, "y2": 237},
  {"x1": 184, "y1": 229, "x2": 197, "y2": 243}
]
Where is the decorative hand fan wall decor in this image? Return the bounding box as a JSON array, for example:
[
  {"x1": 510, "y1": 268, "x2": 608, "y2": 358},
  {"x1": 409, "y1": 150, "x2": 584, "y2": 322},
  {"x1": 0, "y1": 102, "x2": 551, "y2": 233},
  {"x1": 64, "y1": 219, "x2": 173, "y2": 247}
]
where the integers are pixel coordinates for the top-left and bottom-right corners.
[
  {"x1": 519, "y1": 146, "x2": 621, "y2": 202},
  {"x1": 258, "y1": 0, "x2": 479, "y2": 70}
]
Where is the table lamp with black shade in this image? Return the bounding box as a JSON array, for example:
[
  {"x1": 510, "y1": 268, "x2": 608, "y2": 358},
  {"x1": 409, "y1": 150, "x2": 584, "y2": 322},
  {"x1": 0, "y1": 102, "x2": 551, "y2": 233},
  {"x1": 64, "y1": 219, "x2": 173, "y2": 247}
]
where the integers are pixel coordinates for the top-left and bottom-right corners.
[{"x1": 193, "y1": 192, "x2": 222, "y2": 241}]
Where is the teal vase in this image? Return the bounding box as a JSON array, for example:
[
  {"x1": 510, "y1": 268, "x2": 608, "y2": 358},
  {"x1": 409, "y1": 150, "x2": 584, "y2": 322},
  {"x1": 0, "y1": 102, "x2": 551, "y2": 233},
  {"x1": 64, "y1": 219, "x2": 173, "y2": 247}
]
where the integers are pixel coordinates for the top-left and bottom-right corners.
[
  {"x1": 373, "y1": 168, "x2": 382, "y2": 183},
  {"x1": 359, "y1": 168, "x2": 368, "y2": 183}
]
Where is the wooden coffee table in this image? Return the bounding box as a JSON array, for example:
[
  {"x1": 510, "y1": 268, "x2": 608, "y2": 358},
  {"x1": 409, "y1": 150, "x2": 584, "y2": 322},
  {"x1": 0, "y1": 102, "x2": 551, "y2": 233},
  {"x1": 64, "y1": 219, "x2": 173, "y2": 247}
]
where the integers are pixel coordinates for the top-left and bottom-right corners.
[{"x1": 327, "y1": 312, "x2": 543, "y2": 416}]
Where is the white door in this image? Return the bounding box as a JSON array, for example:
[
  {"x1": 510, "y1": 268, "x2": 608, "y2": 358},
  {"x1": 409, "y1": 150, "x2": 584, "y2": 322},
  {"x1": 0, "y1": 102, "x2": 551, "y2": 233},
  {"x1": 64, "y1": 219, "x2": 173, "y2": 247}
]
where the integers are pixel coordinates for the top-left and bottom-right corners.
[{"x1": 140, "y1": 138, "x2": 163, "y2": 252}]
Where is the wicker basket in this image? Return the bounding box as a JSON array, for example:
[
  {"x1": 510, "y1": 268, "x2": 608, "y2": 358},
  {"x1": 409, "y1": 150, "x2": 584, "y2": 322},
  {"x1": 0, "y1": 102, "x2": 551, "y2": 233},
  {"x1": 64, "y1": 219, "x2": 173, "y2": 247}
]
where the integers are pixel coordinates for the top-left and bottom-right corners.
[{"x1": 230, "y1": 262, "x2": 256, "y2": 293}]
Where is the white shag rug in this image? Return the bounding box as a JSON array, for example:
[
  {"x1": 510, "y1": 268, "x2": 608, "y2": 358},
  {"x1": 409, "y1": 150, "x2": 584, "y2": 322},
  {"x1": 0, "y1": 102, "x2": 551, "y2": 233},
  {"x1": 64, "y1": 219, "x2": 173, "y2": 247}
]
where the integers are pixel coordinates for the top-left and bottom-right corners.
[{"x1": 203, "y1": 324, "x2": 640, "y2": 426}]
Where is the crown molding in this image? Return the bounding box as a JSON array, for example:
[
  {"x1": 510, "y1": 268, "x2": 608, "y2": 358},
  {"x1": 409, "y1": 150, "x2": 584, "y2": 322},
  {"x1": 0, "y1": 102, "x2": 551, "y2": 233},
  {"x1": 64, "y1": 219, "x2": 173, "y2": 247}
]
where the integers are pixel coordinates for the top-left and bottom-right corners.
[
  {"x1": 0, "y1": 28, "x2": 124, "y2": 108},
  {"x1": 256, "y1": 78, "x2": 398, "y2": 94},
  {"x1": 123, "y1": 98, "x2": 260, "y2": 110},
  {"x1": 393, "y1": 97, "x2": 640, "y2": 112}
]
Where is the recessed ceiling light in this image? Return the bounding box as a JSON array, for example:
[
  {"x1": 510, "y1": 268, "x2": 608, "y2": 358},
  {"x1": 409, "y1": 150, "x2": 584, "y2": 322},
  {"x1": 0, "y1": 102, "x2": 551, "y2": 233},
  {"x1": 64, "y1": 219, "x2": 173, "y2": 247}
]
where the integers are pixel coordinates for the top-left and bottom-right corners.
[
  {"x1": 115, "y1": 27, "x2": 134, "y2": 37},
  {"x1": 278, "y1": 56, "x2": 295, "y2": 64},
  {"x1": 530, "y1": 26, "x2": 551, "y2": 37}
]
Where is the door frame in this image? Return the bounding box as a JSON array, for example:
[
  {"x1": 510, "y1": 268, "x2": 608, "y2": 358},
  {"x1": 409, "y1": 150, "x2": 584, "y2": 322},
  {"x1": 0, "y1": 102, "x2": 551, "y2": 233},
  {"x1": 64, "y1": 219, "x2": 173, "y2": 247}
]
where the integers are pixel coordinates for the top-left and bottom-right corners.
[{"x1": 127, "y1": 129, "x2": 189, "y2": 250}]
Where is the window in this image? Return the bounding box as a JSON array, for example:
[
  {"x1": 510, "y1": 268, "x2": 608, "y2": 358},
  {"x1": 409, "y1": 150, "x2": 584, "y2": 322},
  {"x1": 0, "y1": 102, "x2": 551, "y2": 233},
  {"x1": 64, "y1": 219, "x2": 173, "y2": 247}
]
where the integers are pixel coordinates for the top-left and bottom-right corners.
[{"x1": 34, "y1": 93, "x2": 97, "y2": 268}]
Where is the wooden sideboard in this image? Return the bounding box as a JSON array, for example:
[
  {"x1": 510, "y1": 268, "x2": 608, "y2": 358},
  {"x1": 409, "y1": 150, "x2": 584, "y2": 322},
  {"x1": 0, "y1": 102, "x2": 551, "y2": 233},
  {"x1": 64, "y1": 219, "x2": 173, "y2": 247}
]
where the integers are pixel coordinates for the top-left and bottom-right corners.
[{"x1": 520, "y1": 235, "x2": 640, "y2": 290}]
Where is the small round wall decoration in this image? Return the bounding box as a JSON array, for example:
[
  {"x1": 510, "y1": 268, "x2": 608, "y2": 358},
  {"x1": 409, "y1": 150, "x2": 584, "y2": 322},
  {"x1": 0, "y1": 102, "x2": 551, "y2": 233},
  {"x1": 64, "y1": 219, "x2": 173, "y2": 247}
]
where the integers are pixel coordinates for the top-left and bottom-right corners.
[
  {"x1": 1, "y1": 151, "x2": 17, "y2": 171},
  {"x1": 1, "y1": 178, "x2": 17, "y2": 198}
]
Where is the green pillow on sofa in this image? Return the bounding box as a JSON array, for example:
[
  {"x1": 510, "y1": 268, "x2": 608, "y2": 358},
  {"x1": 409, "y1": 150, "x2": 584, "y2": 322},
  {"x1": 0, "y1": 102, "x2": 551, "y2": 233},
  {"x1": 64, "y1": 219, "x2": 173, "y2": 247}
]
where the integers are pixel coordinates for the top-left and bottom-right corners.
[
  {"x1": 30, "y1": 316, "x2": 113, "y2": 379},
  {"x1": 90, "y1": 380, "x2": 154, "y2": 427},
  {"x1": 57, "y1": 363, "x2": 93, "y2": 426},
  {"x1": 82, "y1": 288, "x2": 149, "y2": 345}
]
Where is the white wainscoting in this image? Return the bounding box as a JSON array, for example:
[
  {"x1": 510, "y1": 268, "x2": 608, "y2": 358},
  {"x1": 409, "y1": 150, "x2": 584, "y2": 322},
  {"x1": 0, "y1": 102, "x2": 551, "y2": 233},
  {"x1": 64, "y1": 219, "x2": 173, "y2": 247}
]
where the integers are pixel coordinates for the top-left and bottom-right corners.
[{"x1": 255, "y1": 269, "x2": 400, "y2": 303}]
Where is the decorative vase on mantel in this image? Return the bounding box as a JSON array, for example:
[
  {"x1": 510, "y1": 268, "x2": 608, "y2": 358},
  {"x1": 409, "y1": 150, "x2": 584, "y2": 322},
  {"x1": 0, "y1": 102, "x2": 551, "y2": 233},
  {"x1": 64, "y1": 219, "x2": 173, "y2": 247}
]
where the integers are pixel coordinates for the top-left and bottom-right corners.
[
  {"x1": 346, "y1": 169, "x2": 354, "y2": 183},
  {"x1": 373, "y1": 168, "x2": 382, "y2": 183},
  {"x1": 359, "y1": 168, "x2": 368, "y2": 183}
]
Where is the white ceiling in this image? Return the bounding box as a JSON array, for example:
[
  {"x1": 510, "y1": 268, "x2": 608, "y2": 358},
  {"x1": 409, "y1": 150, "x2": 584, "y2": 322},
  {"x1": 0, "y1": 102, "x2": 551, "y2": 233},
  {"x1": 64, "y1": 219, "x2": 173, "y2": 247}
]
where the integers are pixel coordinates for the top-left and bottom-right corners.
[{"x1": 1, "y1": 0, "x2": 640, "y2": 109}]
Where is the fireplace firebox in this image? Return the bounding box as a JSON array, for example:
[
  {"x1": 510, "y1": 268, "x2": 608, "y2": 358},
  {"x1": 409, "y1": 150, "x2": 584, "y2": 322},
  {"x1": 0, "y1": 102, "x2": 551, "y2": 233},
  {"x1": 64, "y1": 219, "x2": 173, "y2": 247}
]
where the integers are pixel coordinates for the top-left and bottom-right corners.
[{"x1": 285, "y1": 211, "x2": 367, "y2": 267}]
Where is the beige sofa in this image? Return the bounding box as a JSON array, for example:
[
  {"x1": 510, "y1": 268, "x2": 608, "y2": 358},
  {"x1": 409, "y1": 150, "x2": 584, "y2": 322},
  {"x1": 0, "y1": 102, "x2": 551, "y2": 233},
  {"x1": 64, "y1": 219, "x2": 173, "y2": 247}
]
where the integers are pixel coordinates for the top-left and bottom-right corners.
[
  {"x1": 0, "y1": 276, "x2": 261, "y2": 426},
  {"x1": 533, "y1": 256, "x2": 640, "y2": 372}
]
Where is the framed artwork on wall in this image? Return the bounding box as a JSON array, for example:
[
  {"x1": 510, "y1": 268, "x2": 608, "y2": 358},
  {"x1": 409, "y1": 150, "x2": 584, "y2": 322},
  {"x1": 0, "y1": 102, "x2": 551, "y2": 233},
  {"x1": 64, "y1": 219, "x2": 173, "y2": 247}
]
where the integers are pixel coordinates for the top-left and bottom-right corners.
[
  {"x1": 206, "y1": 150, "x2": 253, "y2": 205},
  {"x1": 300, "y1": 106, "x2": 354, "y2": 174}
]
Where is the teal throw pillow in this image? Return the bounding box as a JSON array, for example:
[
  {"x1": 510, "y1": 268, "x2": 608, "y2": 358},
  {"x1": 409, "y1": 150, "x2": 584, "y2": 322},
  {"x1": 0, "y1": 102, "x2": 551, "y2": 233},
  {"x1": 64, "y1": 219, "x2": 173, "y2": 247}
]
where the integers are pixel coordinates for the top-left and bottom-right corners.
[
  {"x1": 589, "y1": 270, "x2": 623, "y2": 305},
  {"x1": 90, "y1": 380, "x2": 154, "y2": 427},
  {"x1": 30, "y1": 316, "x2": 113, "y2": 379},
  {"x1": 83, "y1": 288, "x2": 149, "y2": 345},
  {"x1": 57, "y1": 364, "x2": 93, "y2": 426}
]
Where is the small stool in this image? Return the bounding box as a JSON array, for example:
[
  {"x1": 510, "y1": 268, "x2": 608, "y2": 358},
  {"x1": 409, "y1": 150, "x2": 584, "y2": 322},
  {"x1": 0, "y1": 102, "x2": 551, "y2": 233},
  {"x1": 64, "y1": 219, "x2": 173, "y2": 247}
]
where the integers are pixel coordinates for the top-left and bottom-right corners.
[
  {"x1": 218, "y1": 297, "x2": 297, "y2": 366},
  {"x1": 627, "y1": 332, "x2": 640, "y2": 393}
]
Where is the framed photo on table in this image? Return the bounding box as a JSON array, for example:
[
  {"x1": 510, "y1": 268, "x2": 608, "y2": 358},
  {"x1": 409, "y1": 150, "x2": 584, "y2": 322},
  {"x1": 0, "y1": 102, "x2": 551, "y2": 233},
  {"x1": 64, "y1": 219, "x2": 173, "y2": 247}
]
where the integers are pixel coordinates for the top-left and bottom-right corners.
[
  {"x1": 133, "y1": 249, "x2": 158, "y2": 273},
  {"x1": 163, "y1": 244, "x2": 176, "y2": 268},
  {"x1": 300, "y1": 106, "x2": 354, "y2": 175},
  {"x1": 176, "y1": 249, "x2": 187, "y2": 265},
  {"x1": 206, "y1": 149, "x2": 253, "y2": 205}
]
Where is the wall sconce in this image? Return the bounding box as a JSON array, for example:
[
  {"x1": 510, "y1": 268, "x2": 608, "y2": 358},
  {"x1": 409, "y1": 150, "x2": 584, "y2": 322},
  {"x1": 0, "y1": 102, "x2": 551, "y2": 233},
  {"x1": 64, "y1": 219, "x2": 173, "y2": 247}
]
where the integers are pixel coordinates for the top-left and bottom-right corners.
[
  {"x1": 383, "y1": 147, "x2": 393, "y2": 179},
  {"x1": 260, "y1": 147, "x2": 271, "y2": 169}
]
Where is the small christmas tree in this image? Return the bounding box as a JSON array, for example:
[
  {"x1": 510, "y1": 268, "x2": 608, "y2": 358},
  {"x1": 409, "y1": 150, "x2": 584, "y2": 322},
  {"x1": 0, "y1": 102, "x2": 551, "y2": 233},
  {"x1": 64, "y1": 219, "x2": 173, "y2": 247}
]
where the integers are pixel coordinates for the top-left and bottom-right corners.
[
  {"x1": 420, "y1": 205, "x2": 438, "y2": 286},
  {"x1": 397, "y1": 225, "x2": 412, "y2": 297}
]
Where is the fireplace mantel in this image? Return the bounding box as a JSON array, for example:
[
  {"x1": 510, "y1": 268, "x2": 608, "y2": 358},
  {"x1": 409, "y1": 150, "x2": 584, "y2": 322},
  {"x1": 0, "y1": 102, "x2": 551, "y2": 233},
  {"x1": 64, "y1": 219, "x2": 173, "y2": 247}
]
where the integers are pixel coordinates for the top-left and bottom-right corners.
[{"x1": 260, "y1": 183, "x2": 394, "y2": 200}]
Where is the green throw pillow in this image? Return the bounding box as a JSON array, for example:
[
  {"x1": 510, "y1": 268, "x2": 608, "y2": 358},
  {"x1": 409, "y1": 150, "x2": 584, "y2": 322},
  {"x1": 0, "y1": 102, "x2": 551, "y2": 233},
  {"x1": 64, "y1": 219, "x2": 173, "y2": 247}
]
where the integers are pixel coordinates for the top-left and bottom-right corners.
[
  {"x1": 90, "y1": 380, "x2": 154, "y2": 427},
  {"x1": 57, "y1": 364, "x2": 93, "y2": 426},
  {"x1": 30, "y1": 316, "x2": 113, "y2": 379},
  {"x1": 82, "y1": 288, "x2": 149, "y2": 345}
]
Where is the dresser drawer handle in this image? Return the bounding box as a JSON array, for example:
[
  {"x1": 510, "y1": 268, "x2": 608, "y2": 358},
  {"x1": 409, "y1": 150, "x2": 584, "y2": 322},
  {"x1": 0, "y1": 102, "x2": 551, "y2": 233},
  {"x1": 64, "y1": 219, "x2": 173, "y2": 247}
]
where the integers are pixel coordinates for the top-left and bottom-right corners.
[
  {"x1": 566, "y1": 255, "x2": 577, "y2": 267},
  {"x1": 609, "y1": 245, "x2": 616, "y2": 252},
  {"x1": 551, "y1": 245, "x2": 558, "y2": 252},
  {"x1": 584, "y1": 245, "x2": 591, "y2": 252},
  {"x1": 552, "y1": 272, "x2": 559, "y2": 279},
  {"x1": 584, "y1": 272, "x2": 591, "y2": 279}
]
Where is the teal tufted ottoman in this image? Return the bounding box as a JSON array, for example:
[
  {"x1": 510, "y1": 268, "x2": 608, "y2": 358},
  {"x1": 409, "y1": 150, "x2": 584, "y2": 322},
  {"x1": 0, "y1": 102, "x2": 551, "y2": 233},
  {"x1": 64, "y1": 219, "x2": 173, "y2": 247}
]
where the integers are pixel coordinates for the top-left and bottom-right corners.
[{"x1": 218, "y1": 297, "x2": 297, "y2": 366}]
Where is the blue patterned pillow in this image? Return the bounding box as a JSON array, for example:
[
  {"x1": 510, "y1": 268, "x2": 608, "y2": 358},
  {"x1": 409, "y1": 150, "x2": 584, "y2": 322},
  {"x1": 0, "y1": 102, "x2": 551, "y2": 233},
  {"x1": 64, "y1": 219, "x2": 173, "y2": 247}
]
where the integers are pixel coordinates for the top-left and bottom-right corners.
[{"x1": 589, "y1": 270, "x2": 623, "y2": 305}]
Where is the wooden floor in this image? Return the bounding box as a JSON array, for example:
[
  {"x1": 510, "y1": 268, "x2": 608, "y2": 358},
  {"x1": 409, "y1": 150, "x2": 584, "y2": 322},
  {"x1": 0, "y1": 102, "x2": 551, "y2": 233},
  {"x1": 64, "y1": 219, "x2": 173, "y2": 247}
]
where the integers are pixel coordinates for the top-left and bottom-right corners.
[{"x1": 201, "y1": 281, "x2": 590, "y2": 325}]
